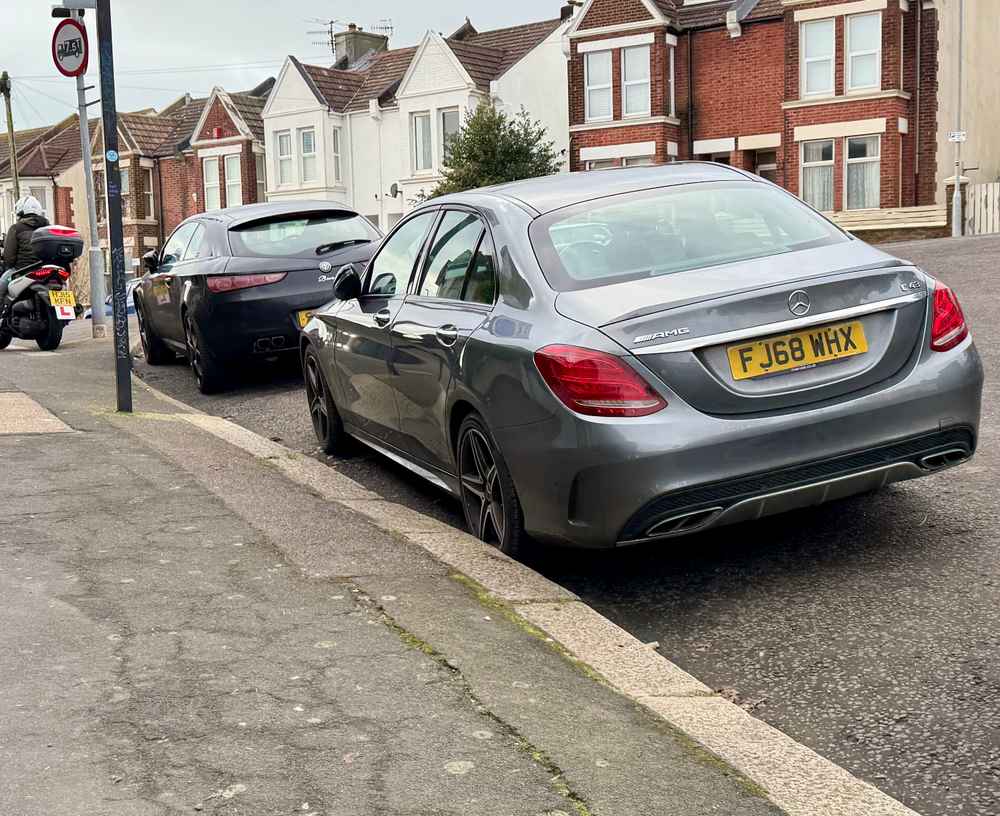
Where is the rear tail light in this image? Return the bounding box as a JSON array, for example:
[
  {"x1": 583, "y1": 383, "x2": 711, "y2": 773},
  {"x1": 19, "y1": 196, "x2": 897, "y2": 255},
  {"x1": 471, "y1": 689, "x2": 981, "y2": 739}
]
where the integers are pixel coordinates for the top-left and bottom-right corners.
[
  {"x1": 533, "y1": 344, "x2": 667, "y2": 417},
  {"x1": 28, "y1": 265, "x2": 71, "y2": 281},
  {"x1": 46, "y1": 227, "x2": 80, "y2": 238},
  {"x1": 930, "y1": 283, "x2": 969, "y2": 352},
  {"x1": 206, "y1": 272, "x2": 287, "y2": 293}
]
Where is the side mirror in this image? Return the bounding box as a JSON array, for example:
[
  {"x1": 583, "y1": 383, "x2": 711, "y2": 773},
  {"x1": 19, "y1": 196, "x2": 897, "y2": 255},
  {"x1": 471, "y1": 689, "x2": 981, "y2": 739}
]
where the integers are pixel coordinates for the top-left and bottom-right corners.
[
  {"x1": 333, "y1": 263, "x2": 361, "y2": 301},
  {"x1": 142, "y1": 249, "x2": 159, "y2": 273}
]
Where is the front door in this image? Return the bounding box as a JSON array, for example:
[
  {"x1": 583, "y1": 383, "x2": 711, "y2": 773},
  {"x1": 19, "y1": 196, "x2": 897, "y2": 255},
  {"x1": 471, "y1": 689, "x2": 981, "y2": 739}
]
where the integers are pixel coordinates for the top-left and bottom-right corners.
[
  {"x1": 390, "y1": 209, "x2": 496, "y2": 473},
  {"x1": 330, "y1": 210, "x2": 438, "y2": 444}
]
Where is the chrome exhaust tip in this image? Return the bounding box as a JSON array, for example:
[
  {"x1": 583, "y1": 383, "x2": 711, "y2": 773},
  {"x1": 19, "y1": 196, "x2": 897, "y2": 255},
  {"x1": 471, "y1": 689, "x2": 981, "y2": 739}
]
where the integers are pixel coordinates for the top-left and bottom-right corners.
[
  {"x1": 919, "y1": 448, "x2": 970, "y2": 471},
  {"x1": 645, "y1": 506, "x2": 724, "y2": 538}
]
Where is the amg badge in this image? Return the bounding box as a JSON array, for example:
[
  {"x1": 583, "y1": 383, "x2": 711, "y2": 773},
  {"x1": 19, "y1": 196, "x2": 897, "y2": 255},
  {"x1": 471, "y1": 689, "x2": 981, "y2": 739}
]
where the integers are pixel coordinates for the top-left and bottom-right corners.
[{"x1": 634, "y1": 327, "x2": 690, "y2": 344}]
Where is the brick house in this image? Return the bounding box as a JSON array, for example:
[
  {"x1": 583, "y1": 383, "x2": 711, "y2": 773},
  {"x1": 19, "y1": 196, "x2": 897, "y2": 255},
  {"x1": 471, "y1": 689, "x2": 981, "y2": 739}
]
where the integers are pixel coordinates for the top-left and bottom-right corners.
[{"x1": 564, "y1": 0, "x2": 999, "y2": 231}]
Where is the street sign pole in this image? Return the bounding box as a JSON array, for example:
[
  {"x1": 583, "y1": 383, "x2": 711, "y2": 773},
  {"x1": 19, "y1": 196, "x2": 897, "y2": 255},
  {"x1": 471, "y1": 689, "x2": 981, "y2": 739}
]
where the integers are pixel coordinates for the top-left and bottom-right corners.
[
  {"x1": 95, "y1": 0, "x2": 131, "y2": 411},
  {"x1": 951, "y1": 0, "x2": 965, "y2": 238}
]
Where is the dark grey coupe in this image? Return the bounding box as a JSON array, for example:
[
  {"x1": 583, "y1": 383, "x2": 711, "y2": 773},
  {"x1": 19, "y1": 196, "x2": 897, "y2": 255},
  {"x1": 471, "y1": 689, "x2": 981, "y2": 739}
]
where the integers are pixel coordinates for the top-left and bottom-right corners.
[{"x1": 300, "y1": 163, "x2": 983, "y2": 555}]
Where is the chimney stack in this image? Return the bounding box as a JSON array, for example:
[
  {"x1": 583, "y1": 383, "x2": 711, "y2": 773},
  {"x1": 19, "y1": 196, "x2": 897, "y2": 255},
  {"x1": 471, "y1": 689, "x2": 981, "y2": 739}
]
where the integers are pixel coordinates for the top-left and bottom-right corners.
[{"x1": 335, "y1": 23, "x2": 389, "y2": 69}]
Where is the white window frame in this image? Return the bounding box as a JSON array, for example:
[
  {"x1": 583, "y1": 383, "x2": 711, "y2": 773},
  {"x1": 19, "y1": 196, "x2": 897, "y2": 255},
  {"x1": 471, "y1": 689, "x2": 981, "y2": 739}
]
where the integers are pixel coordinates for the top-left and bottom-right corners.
[
  {"x1": 844, "y1": 134, "x2": 881, "y2": 211},
  {"x1": 142, "y1": 167, "x2": 154, "y2": 218},
  {"x1": 411, "y1": 111, "x2": 432, "y2": 174},
  {"x1": 621, "y1": 45, "x2": 651, "y2": 118},
  {"x1": 800, "y1": 139, "x2": 835, "y2": 213},
  {"x1": 586, "y1": 159, "x2": 619, "y2": 171},
  {"x1": 117, "y1": 169, "x2": 130, "y2": 217},
  {"x1": 846, "y1": 12, "x2": 882, "y2": 93},
  {"x1": 668, "y1": 46, "x2": 676, "y2": 118},
  {"x1": 202, "y1": 157, "x2": 220, "y2": 211},
  {"x1": 276, "y1": 130, "x2": 293, "y2": 186},
  {"x1": 584, "y1": 51, "x2": 613, "y2": 123},
  {"x1": 439, "y1": 108, "x2": 460, "y2": 167},
  {"x1": 623, "y1": 156, "x2": 655, "y2": 167},
  {"x1": 254, "y1": 153, "x2": 266, "y2": 202},
  {"x1": 298, "y1": 127, "x2": 317, "y2": 184},
  {"x1": 331, "y1": 127, "x2": 342, "y2": 183},
  {"x1": 224, "y1": 153, "x2": 242, "y2": 208},
  {"x1": 800, "y1": 19, "x2": 835, "y2": 98}
]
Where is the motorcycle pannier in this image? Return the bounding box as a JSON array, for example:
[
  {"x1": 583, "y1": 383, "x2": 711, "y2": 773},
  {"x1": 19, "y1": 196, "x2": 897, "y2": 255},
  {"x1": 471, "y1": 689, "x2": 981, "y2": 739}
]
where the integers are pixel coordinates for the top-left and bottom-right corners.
[{"x1": 30, "y1": 226, "x2": 84, "y2": 264}]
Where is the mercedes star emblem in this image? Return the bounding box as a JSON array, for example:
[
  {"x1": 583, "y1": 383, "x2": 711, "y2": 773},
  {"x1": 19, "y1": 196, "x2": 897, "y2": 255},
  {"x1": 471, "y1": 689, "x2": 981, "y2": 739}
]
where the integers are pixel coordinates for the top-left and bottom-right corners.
[{"x1": 788, "y1": 290, "x2": 811, "y2": 317}]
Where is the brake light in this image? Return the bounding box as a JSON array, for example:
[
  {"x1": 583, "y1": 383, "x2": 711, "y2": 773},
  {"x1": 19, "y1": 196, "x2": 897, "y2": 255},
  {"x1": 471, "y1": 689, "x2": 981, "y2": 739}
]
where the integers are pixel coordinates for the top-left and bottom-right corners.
[
  {"x1": 534, "y1": 344, "x2": 667, "y2": 417},
  {"x1": 930, "y1": 283, "x2": 969, "y2": 352},
  {"x1": 28, "y1": 265, "x2": 70, "y2": 281},
  {"x1": 47, "y1": 227, "x2": 80, "y2": 237},
  {"x1": 206, "y1": 272, "x2": 287, "y2": 293}
]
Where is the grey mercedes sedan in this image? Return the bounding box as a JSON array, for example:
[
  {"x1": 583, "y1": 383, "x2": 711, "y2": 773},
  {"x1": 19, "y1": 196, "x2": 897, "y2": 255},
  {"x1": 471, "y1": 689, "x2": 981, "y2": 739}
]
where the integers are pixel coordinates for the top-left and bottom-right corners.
[{"x1": 300, "y1": 163, "x2": 983, "y2": 555}]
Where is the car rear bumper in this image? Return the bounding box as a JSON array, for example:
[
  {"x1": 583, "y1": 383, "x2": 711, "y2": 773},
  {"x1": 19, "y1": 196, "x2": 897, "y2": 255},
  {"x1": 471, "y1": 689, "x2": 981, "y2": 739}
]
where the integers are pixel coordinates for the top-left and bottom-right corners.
[
  {"x1": 493, "y1": 339, "x2": 984, "y2": 549},
  {"x1": 197, "y1": 290, "x2": 328, "y2": 359}
]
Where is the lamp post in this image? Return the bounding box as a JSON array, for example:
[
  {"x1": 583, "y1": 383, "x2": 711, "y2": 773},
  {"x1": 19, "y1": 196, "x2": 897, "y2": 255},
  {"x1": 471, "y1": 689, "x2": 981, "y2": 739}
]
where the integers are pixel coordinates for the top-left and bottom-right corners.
[{"x1": 951, "y1": 0, "x2": 965, "y2": 238}]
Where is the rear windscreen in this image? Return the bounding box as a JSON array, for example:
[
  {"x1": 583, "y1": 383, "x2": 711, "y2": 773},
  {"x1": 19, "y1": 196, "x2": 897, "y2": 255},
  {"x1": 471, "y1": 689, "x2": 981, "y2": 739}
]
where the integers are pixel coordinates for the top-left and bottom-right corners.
[
  {"x1": 529, "y1": 181, "x2": 849, "y2": 292},
  {"x1": 229, "y1": 212, "x2": 380, "y2": 259}
]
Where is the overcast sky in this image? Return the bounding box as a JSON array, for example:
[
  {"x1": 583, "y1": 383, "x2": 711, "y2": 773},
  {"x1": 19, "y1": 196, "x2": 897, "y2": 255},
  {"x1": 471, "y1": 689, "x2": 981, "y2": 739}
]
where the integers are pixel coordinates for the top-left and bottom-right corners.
[{"x1": 6, "y1": 0, "x2": 559, "y2": 131}]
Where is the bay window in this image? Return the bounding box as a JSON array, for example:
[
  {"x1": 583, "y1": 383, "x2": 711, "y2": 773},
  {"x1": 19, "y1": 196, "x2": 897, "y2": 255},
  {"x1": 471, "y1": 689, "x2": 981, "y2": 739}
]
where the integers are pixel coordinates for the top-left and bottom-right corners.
[
  {"x1": 225, "y1": 154, "x2": 242, "y2": 207},
  {"x1": 847, "y1": 13, "x2": 881, "y2": 92},
  {"x1": 254, "y1": 153, "x2": 266, "y2": 201},
  {"x1": 440, "y1": 108, "x2": 460, "y2": 166},
  {"x1": 801, "y1": 139, "x2": 834, "y2": 212},
  {"x1": 299, "y1": 127, "x2": 317, "y2": 184},
  {"x1": 622, "y1": 45, "x2": 650, "y2": 117},
  {"x1": 118, "y1": 169, "x2": 131, "y2": 217},
  {"x1": 801, "y1": 19, "x2": 835, "y2": 97},
  {"x1": 276, "y1": 131, "x2": 292, "y2": 185},
  {"x1": 142, "y1": 168, "x2": 154, "y2": 218},
  {"x1": 585, "y1": 51, "x2": 612, "y2": 121},
  {"x1": 332, "y1": 128, "x2": 342, "y2": 183},
  {"x1": 412, "y1": 112, "x2": 432, "y2": 173},
  {"x1": 202, "y1": 158, "x2": 220, "y2": 211},
  {"x1": 845, "y1": 135, "x2": 880, "y2": 210}
]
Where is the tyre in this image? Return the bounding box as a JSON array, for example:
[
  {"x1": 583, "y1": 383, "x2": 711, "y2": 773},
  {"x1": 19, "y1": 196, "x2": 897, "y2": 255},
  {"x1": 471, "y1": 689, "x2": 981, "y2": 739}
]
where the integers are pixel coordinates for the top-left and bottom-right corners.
[
  {"x1": 0, "y1": 328, "x2": 11, "y2": 350},
  {"x1": 456, "y1": 413, "x2": 529, "y2": 558},
  {"x1": 136, "y1": 299, "x2": 174, "y2": 365},
  {"x1": 183, "y1": 311, "x2": 227, "y2": 394},
  {"x1": 303, "y1": 345, "x2": 350, "y2": 455},
  {"x1": 35, "y1": 308, "x2": 64, "y2": 351}
]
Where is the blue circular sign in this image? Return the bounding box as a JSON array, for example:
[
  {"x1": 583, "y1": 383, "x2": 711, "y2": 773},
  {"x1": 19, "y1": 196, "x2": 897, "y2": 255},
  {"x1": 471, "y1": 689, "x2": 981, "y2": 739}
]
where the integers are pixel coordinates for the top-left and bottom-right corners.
[{"x1": 105, "y1": 149, "x2": 119, "y2": 162}]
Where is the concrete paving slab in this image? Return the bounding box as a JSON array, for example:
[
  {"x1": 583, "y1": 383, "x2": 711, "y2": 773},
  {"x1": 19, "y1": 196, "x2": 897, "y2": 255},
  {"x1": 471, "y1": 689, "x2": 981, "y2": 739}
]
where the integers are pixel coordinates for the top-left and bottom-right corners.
[{"x1": 0, "y1": 392, "x2": 73, "y2": 434}]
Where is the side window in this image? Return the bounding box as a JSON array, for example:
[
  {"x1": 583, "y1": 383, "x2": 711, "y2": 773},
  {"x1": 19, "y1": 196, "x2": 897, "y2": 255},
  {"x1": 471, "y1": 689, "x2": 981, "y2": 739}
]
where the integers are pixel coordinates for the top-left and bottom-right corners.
[
  {"x1": 419, "y1": 211, "x2": 484, "y2": 300},
  {"x1": 365, "y1": 212, "x2": 436, "y2": 297},
  {"x1": 464, "y1": 232, "x2": 496, "y2": 305},
  {"x1": 182, "y1": 224, "x2": 208, "y2": 261},
  {"x1": 161, "y1": 222, "x2": 198, "y2": 265}
]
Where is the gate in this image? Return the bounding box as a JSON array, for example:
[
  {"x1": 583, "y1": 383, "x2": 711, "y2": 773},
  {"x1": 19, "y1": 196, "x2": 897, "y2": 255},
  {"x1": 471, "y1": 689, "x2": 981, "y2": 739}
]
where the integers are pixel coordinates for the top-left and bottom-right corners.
[{"x1": 965, "y1": 182, "x2": 1000, "y2": 235}]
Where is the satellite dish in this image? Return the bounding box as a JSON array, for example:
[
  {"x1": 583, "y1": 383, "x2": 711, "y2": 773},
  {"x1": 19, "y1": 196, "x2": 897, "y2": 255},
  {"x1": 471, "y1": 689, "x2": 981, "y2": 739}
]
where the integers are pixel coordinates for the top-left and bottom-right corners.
[{"x1": 389, "y1": 182, "x2": 400, "y2": 198}]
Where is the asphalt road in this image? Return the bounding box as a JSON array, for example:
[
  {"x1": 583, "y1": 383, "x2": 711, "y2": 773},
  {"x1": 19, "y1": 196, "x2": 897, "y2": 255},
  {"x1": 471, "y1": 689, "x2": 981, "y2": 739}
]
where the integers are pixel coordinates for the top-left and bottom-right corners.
[{"x1": 133, "y1": 233, "x2": 999, "y2": 816}]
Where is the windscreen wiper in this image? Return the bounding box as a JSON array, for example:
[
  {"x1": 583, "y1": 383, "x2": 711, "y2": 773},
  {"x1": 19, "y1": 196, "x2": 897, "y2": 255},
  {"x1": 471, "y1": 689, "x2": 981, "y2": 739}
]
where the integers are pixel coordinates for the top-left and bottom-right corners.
[{"x1": 315, "y1": 238, "x2": 372, "y2": 255}]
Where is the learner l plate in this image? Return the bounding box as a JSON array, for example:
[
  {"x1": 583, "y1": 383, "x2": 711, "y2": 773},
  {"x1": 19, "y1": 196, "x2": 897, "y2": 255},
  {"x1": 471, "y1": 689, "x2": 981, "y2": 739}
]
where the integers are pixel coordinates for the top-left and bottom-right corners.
[{"x1": 727, "y1": 320, "x2": 868, "y2": 380}]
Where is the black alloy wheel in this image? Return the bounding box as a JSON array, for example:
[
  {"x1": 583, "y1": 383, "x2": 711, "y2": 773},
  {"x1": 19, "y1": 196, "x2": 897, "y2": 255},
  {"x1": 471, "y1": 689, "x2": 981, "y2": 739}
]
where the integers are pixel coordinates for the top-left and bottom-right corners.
[
  {"x1": 457, "y1": 414, "x2": 528, "y2": 558},
  {"x1": 184, "y1": 312, "x2": 225, "y2": 394},
  {"x1": 303, "y1": 345, "x2": 348, "y2": 455},
  {"x1": 136, "y1": 301, "x2": 173, "y2": 365}
]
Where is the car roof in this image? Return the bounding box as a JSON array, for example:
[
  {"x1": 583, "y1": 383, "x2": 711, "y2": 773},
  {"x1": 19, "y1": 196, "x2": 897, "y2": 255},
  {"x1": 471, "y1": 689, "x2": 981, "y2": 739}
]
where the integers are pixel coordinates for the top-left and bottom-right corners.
[
  {"x1": 429, "y1": 162, "x2": 759, "y2": 216},
  {"x1": 188, "y1": 200, "x2": 363, "y2": 229}
]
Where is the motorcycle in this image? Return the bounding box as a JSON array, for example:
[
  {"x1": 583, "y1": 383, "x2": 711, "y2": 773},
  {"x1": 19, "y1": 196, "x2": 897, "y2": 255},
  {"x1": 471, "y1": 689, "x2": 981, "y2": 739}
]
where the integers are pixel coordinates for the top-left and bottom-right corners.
[{"x1": 0, "y1": 225, "x2": 84, "y2": 352}]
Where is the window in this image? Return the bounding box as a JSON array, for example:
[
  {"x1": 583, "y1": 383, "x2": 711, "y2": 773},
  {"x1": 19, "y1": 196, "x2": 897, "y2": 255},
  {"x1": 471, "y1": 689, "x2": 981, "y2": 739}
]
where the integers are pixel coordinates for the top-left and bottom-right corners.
[
  {"x1": 202, "y1": 157, "x2": 220, "y2": 211},
  {"x1": 622, "y1": 45, "x2": 651, "y2": 117},
  {"x1": 276, "y1": 131, "x2": 292, "y2": 185},
  {"x1": 366, "y1": 212, "x2": 436, "y2": 296},
  {"x1": 440, "y1": 108, "x2": 460, "y2": 166},
  {"x1": 224, "y1": 154, "x2": 242, "y2": 207},
  {"x1": 801, "y1": 19, "x2": 835, "y2": 96},
  {"x1": 755, "y1": 150, "x2": 778, "y2": 183},
  {"x1": 585, "y1": 51, "x2": 612, "y2": 121},
  {"x1": 419, "y1": 211, "x2": 485, "y2": 300},
  {"x1": 331, "y1": 127, "x2": 342, "y2": 183},
  {"x1": 183, "y1": 223, "x2": 207, "y2": 260},
  {"x1": 847, "y1": 13, "x2": 881, "y2": 92},
  {"x1": 161, "y1": 222, "x2": 199, "y2": 264},
  {"x1": 411, "y1": 112, "x2": 432, "y2": 173},
  {"x1": 365, "y1": 214, "x2": 380, "y2": 229},
  {"x1": 623, "y1": 156, "x2": 655, "y2": 167},
  {"x1": 142, "y1": 168, "x2": 154, "y2": 219},
  {"x1": 118, "y1": 169, "x2": 131, "y2": 217},
  {"x1": 586, "y1": 159, "x2": 618, "y2": 171},
  {"x1": 529, "y1": 181, "x2": 847, "y2": 293},
  {"x1": 254, "y1": 153, "x2": 266, "y2": 202},
  {"x1": 464, "y1": 230, "x2": 496, "y2": 305},
  {"x1": 228, "y1": 212, "x2": 378, "y2": 259},
  {"x1": 845, "y1": 135, "x2": 880, "y2": 210},
  {"x1": 296, "y1": 128, "x2": 317, "y2": 184},
  {"x1": 668, "y1": 46, "x2": 676, "y2": 118},
  {"x1": 801, "y1": 139, "x2": 834, "y2": 212}
]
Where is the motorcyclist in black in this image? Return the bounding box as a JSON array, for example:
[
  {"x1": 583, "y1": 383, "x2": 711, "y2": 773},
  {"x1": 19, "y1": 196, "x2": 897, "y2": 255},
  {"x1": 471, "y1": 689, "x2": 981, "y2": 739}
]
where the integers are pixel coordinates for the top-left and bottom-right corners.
[{"x1": 0, "y1": 195, "x2": 50, "y2": 302}]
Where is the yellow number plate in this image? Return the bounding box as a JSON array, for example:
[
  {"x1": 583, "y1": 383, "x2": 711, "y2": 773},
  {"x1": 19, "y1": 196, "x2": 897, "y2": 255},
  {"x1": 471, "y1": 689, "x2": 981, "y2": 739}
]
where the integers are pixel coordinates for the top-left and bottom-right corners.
[
  {"x1": 48, "y1": 291, "x2": 76, "y2": 307},
  {"x1": 296, "y1": 310, "x2": 314, "y2": 329},
  {"x1": 727, "y1": 320, "x2": 868, "y2": 381}
]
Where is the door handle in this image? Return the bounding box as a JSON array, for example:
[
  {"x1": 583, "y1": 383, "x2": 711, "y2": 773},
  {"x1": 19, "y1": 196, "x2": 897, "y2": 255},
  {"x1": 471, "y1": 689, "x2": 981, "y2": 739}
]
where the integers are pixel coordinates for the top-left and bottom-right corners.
[
  {"x1": 373, "y1": 308, "x2": 392, "y2": 328},
  {"x1": 436, "y1": 324, "x2": 459, "y2": 347}
]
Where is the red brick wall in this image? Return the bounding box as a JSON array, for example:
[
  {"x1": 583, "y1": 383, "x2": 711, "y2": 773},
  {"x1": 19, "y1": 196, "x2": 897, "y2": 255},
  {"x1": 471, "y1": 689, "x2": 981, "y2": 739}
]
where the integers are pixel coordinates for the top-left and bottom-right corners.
[
  {"x1": 572, "y1": 122, "x2": 682, "y2": 170},
  {"x1": 53, "y1": 186, "x2": 74, "y2": 227},
  {"x1": 197, "y1": 98, "x2": 240, "y2": 141},
  {"x1": 577, "y1": 0, "x2": 654, "y2": 30},
  {"x1": 916, "y1": 5, "x2": 939, "y2": 206},
  {"x1": 158, "y1": 153, "x2": 202, "y2": 235}
]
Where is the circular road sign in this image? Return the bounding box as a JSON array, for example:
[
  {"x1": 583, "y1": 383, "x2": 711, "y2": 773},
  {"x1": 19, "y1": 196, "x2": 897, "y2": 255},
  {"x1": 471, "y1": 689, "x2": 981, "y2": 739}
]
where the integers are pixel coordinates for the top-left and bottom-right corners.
[{"x1": 52, "y1": 18, "x2": 89, "y2": 78}]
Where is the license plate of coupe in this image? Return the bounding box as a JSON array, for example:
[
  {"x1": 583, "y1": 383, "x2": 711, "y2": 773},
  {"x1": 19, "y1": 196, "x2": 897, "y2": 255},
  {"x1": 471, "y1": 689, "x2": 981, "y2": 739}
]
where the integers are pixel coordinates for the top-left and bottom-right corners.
[{"x1": 727, "y1": 320, "x2": 868, "y2": 380}]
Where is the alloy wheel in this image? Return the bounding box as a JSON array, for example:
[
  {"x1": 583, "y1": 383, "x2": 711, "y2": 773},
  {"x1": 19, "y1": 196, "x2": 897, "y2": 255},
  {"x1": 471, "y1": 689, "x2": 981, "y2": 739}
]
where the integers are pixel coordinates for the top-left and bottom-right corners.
[
  {"x1": 185, "y1": 315, "x2": 204, "y2": 384},
  {"x1": 304, "y1": 354, "x2": 330, "y2": 444},
  {"x1": 458, "y1": 427, "x2": 506, "y2": 545}
]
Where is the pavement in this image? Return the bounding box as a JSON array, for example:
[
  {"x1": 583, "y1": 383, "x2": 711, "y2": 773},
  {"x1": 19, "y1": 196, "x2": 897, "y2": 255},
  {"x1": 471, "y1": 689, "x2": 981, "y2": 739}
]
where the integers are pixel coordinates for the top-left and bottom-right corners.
[
  {"x1": 129, "y1": 233, "x2": 999, "y2": 816},
  {"x1": 0, "y1": 327, "x2": 786, "y2": 815}
]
